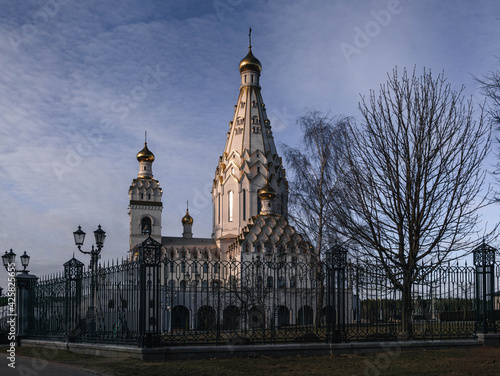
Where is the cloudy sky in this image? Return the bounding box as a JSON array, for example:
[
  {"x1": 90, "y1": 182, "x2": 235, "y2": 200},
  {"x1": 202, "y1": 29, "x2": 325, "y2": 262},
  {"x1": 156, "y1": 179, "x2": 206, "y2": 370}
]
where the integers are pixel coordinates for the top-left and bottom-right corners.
[{"x1": 0, "y1": 0, "x2": 499, "y2": 287}]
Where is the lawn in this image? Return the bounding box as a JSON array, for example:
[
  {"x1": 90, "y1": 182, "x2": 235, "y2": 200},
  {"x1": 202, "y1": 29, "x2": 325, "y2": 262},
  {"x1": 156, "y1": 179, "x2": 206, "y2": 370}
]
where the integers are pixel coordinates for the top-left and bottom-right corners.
[{"x1": 15, "y1": 345, "x2": 500, "y2": 376}]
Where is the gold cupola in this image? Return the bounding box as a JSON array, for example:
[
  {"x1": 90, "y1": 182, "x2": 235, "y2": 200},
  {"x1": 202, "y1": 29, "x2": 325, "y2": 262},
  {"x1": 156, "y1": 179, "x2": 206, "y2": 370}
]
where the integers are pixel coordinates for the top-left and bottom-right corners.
[
  {"x1": 136, "y1": 142, "x2": 155, "y2": 162},
  {"x1": 239, "y1": 27, "x2": 262, "y2": 73},
  {"x1": 182, "y1": 208, "x2": 194, "y2": 225},
  {"x1": 239, "y1": 47, "x2": 262, "y2": 73},
  {"x1": 258, "y1": 181, "x2": 276, "y2": 200}
]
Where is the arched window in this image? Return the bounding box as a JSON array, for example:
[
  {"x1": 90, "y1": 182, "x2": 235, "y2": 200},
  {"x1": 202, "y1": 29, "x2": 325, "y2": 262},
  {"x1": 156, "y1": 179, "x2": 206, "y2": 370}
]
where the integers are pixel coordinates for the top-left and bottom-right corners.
[
  {"x1": 141, "y1": 217, "x2": 151, "y2": 235},
  {"x1": 290, "y1": 276, "x2": 297, "y2": 288},
  {"x1": 242, "y1": 189, "x2": 246, "y2": 220},
  {"x1": 228, "y1": 190, "x2": 234, "y2": 222},
  {"x1": 267, "y1": 276, "x2": 274, "y2": 288},
  {"x1": 278, "y1": 276, "x2": 285, "y2": 289}
]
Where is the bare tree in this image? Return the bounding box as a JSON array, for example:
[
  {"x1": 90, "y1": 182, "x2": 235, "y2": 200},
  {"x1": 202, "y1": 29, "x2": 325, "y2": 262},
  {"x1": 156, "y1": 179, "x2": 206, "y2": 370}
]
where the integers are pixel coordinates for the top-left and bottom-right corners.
[
  {"x1": 281, "y1": 110, "x2": 350, "y2": 326},
  {"x1": 281, "y1": 110, "x2": 350, "y2": 260},
  {"x1": 477, "y1": 63, "x2": 500, "y2": 190},
  {"x1": 334, "y1": 68, "x2": 491, "y2": 339},
  {"x1": 477, "y1": 64, "x2": 500, "y2": 127}
]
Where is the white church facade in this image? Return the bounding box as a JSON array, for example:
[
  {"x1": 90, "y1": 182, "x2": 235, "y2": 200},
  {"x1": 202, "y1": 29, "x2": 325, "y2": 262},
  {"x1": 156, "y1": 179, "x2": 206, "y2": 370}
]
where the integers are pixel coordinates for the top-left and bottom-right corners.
[
  {"x1": 125, "y1": 41, "x2": 338, "y2": 332},
  {"x1": 128, "y1": 41, "x2": 312, "y2": 267}
]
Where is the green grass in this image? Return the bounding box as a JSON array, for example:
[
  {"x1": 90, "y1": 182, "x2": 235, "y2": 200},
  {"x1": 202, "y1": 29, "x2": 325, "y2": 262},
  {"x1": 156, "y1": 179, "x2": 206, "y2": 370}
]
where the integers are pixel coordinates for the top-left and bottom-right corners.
[{"x1": 15, "y1": 345, "x2": 500, "y2": 376}]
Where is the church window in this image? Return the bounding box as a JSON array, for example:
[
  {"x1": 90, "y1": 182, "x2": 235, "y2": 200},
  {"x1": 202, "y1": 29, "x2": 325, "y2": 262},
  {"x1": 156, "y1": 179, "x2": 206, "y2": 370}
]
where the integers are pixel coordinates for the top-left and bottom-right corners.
[
  {"x1": 252, "y1": 100, "x2": 257, "y2": 108},
  {"x1": 290, "y1": 276, "x2": 297, "y2": 288},
  {"x1": 244, "y1": 242, "x2": 250, "y2": 253},
  {"x1": 213, "y1": 262, "x2": 219, "y2": 274},
  {"x1": 180, "y1": 280, "x2": 186, "y2": 291},
  {"x1": 242, "y1": 189, "x2": 246, "y2": 219},
  {"x1": 168, "y1": 279, "x2": 175, "y2": 289},
  {"x1": 251, "y1": 74, "x2": 254, "y2": 83},
  {"x1": 255, "y1": 243, "x2": 262, "y2": 253},
  {"x1": 140, "y1": 193, "x2": 144, "y2": 199},
  {"x1": 141, "y1": 217, "x2": 151, "y2": 235},
  {"x1": 278, "y1": 276, "x2": 285, "y2": 289},
  {"x1": 267, "y1": 276, "x2": 274, "y2": 288},
  {"x1": 240, "y1": 101, "x2": 245, "y2": 108},
  {"x1": 148, "y1": 194, "x2": 151, "y2": 200},
  {"x1": 203, "y1": 263, "x2": 209, "y2": 273},
  {"x1": 218, "y1": 195, "x2": 221, "y2": 224},
  {"x1": 202, "y1": 280, "x2": 208, "y2": 289},
  {"x1": 228, "y1": 190, "x2": 234, "y2": 222},
  {"x1": 181, "y1": 261, "x2": 186, "y2": 272},
  {"x1": 144, "y1": 166, "x2": 146, "y2": 170}
]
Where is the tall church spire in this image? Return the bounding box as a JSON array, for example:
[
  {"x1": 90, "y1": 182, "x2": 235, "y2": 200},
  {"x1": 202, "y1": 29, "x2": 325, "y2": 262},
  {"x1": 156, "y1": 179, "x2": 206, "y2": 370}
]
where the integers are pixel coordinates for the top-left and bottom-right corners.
[{"x1": 212, "y1": 34, "x2": 288, "y2": 254}]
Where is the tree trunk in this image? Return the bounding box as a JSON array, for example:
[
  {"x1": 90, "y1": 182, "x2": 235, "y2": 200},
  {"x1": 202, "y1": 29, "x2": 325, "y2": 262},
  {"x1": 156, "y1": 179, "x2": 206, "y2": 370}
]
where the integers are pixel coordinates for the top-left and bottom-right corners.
[{"x1": 401, "y1": 279, "x2": 413, "y2": 340}]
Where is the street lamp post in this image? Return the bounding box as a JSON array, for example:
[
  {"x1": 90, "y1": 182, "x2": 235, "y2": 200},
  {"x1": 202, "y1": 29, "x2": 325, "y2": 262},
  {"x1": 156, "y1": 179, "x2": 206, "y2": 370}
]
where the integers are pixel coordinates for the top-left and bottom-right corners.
[
  {"x1": 73, "y1": 225, "x2": 106, "y2": 333},
  {"x1": 2, "y1": 249, "x2": 37, "y2": 338}
]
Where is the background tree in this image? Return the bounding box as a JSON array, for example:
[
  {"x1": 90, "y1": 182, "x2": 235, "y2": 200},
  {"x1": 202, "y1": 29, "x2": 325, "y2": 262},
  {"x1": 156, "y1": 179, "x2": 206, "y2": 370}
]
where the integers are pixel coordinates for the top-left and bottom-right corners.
[
  {"x1": 477, "y1": 64, "x2": 500, "y2": 126},
  {"x1": 477, "y1": 63, "x2": 500, "y2": 191},
  {"x1": 334, "y1": 68, "x2": 491, "y2": 339},
  {"x1": 281, "y1": 110, "x2": 350, "y2": 326}
]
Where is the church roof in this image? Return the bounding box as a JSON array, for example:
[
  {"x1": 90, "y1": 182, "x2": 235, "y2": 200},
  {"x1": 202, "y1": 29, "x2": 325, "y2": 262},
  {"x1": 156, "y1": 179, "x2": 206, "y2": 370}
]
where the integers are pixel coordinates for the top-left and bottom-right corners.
[{"x1": 227, "y1": 214, "x2": 312, "y2": 258}]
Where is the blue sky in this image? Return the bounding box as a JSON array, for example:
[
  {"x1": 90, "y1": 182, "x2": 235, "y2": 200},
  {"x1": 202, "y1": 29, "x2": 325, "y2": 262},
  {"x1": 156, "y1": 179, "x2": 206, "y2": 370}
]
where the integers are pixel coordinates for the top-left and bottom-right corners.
[{"x1": 0, "y1": 0, "x2": 499, "y2": 286}]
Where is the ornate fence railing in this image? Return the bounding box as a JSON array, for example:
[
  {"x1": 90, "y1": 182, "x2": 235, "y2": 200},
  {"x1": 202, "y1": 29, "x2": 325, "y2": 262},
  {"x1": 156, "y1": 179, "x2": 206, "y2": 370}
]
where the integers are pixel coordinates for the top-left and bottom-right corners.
[{"x1": 21, "y1": 238, "x2": 500, "y2": 347}]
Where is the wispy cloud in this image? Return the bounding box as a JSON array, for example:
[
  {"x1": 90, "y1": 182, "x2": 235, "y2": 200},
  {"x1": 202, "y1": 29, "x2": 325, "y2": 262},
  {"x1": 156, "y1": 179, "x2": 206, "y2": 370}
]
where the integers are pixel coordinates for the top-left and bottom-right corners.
[{"x1": 0, "y1": 0, "x2": 498, "y2": 286}]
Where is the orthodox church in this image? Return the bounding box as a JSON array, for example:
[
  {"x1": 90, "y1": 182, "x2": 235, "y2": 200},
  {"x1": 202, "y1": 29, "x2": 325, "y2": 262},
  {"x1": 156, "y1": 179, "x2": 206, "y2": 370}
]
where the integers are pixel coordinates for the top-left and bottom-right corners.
[{"x1": 127, "y1": 40, "x2": 311, "y2": 265}]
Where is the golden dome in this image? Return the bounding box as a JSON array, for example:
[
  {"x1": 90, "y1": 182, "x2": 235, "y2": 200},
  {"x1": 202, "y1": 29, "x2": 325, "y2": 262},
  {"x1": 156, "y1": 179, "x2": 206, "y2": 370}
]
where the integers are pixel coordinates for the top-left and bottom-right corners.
[
  {"x1": 239, "y1": 47, "x2": 262, "y2": 73},
  {"x1": 258, "y1": 181, "x2": 276, "y2": 200},
  {"x1": 182, "y1": 209, "x2": 193, "y2": 225},
  {"x1": 137, "y1": 142, "x2": 155, "y2": 162}
]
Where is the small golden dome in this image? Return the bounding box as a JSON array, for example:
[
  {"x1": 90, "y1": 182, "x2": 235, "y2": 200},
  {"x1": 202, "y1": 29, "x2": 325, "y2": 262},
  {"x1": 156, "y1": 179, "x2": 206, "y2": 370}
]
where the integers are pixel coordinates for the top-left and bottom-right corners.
[
  {"x1": 239, "y1": 47, "x2": 262, "y2": 73},
  {"x1": 137, "y1": 142, "x2": 155, "y2": 162},
  {"x1": 258, "y1": 181, "x2": 276, "y2": 200},
  {"x1": 182, "y1": 209, "x2": 193, "y2": 225}
]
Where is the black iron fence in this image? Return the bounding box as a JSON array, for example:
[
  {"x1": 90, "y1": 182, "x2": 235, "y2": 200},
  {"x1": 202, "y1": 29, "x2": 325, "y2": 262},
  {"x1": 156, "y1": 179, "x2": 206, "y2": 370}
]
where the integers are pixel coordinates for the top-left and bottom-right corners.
[{"x1": 20, "y1": 239, "x2": 500, "y2": 347}]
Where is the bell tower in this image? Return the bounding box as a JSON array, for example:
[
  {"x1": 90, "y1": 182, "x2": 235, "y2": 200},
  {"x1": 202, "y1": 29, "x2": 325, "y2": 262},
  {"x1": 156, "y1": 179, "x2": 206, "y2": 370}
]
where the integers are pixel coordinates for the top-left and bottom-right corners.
[
  {"x1": 129, "y1": 138, "x2": 163, "y2": 255},
  {"x1": 212, "y1": 30, "x2": 288, "y2": 256}
]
